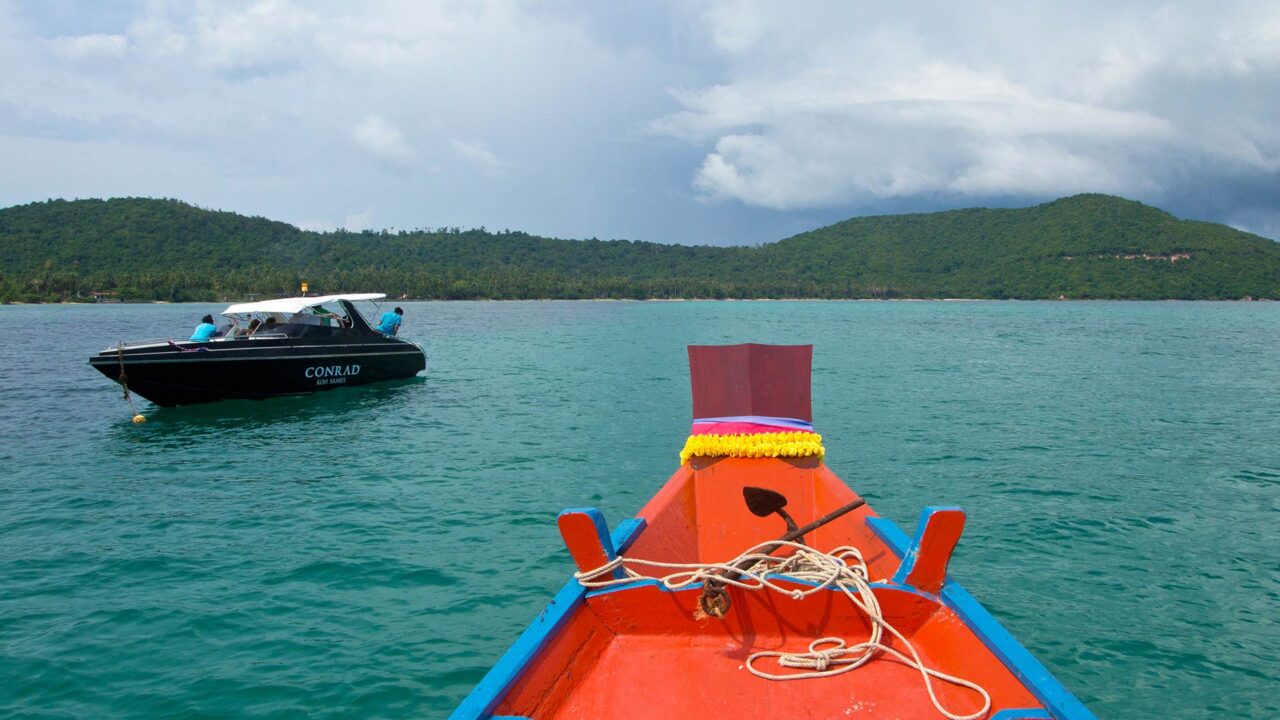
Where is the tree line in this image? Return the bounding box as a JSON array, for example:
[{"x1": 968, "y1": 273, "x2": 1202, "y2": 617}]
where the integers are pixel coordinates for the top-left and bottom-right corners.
[{"x1": 1, "y1": 195, "x2": 1276, "y2": 302}]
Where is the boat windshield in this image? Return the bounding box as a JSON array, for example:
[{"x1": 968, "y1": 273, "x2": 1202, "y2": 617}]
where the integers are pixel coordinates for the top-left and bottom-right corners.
[{"x1": 218, "y1": 299, "x2": 380, "y2": 339}]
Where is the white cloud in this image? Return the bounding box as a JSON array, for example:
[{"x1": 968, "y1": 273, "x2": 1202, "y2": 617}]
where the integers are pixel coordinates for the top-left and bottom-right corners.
[
  {"x1": 344, "y1": 206, "x2": 375, "y2": 232},
  {"x1": 353, "y1": 115, "x2": 416, "y2": 170},
  {"x1": 295, "y1": 218, "x2": 337, "y2": 232},
  {"x1": 450, "y1": 138, "x2": 506, "y2": 176},
  {"x1": 671, "y1": 65, "x2": 1173, "y2": 208},
  {"x1": 192, "y1": 0, "x2": 319, "y2": 75},
  {"x1": 658, "y1": 1, "x2": 1280, "y2": 214},
  {"x1": 702, "y1": 1, "x2": 765, "y2": 55},
  {"x1": 125, "y1": 15, "x2": 188, "y2": 56},
  {"x1": 47, "y1": 33, "x2": 128, "y2": 61}
]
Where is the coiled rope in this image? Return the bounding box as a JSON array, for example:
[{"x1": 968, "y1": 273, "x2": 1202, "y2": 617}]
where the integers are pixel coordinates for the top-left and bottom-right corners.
[{"x1": 575, "y1": 541, "x2": 992, "y2": 720}]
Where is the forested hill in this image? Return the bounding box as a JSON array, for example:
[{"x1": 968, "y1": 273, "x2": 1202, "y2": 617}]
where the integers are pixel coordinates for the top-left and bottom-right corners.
[{"x1": 1, "y1": 195, "x2": 1277, "y2": 301}]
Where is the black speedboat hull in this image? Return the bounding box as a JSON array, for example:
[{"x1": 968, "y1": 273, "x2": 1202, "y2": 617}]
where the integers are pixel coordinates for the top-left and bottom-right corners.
[{"x1": 90, "y1": 337, "x2": 426, "y2": 407}]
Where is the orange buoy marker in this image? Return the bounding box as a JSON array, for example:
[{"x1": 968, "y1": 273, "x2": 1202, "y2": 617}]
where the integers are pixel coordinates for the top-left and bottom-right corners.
[{"x1": 132, "y1": 414, "x2": 146, "y2": 424}]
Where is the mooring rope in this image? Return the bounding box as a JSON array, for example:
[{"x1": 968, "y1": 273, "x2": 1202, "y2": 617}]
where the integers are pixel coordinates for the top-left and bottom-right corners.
[
  {"x1": 575, "y1": 541, "x2": 992, "y2": 720},
  {"x1": 117, "y1": 343, "x2": 145, "y2": 423}
]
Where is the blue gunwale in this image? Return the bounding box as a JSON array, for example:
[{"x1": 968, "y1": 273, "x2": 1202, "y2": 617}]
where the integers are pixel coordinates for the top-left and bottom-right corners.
[
  {"x1": 865, "y1": 515, "x2": 1097, "y2": 720},
  {"x1": 990, "y1": 710, "x2": 1053, "y2": 720},
  {"x1": 449, "y1": 517, "x2": 646, "y2": 720},
  {"x1": 454, "y1": 512, "x2": 1096, "y2": 720}
]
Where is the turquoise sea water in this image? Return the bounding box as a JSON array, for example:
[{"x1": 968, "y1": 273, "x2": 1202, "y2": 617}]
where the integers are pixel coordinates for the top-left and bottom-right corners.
[{"x1": 0, "y1": 300, "x2": 1277, "y2": 719}]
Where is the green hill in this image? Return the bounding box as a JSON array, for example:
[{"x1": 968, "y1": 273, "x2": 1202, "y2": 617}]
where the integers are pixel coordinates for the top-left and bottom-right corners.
[{"x1": 1, "y1": 195, "x2": 1276, "y2": 301}]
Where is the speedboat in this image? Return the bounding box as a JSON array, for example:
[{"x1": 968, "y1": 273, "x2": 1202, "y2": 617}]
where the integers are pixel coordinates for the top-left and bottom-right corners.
[
  {"x1": 88, "y1": 293, "x2": 426, "y2": 407},
  {"x1": 452, "y1": 343, "x2": 1095, "y2": 720}
]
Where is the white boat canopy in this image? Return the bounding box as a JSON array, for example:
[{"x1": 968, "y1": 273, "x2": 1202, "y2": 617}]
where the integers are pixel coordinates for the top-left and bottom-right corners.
[{"x1": 222, "y1": 293, "x2": 386, "y2": 316}]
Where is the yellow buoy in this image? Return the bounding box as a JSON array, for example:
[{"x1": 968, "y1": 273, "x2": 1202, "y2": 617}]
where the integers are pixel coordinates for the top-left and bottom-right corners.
[{"x1": 132, "y1": 414, "x2": 146, "y2": 424}]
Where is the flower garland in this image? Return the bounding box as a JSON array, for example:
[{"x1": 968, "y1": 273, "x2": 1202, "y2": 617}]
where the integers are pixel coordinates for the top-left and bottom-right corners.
[{"x1": 679, "y1": 430, "x2": 825, "y2": 464}]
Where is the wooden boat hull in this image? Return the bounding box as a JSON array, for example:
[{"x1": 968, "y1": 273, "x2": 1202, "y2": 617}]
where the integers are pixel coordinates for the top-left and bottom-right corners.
[
  {"x1": 454, "y1": 457, "x2": 1095, "y2": 719},
  {"x1": 455, "y1": 344, "x2": 1095, "y2": 719}
]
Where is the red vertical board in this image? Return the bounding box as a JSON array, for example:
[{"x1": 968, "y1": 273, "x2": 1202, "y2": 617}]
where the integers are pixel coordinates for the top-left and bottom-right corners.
[{"x1": 687, "y1": 344, "x2": 812, "y2": 421}]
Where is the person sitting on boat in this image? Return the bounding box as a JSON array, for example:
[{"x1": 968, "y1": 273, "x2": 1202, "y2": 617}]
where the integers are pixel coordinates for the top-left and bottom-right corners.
[
  {"x1": 375, "y1": 307, "x2": 403, "y2": 336},
  {"x1": 190, "y1": 314, "x2": 220, "y2": 342},
  {"x1": 231, "y1": 318, "x2": 262, "y2": 338}
]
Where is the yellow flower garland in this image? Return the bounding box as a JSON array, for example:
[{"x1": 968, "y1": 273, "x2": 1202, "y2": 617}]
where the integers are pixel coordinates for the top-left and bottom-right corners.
[{"x1": 679, "y1": 431, "x2": 825, "y2": 464}]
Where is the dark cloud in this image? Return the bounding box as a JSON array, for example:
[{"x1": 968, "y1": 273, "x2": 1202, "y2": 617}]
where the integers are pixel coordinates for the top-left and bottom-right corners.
[{"x1": 0, "y1": 1, "x2": 1275, "y2": 243}]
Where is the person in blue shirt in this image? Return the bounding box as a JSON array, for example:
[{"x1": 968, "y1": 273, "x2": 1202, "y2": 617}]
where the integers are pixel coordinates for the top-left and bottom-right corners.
[
  {"x1": 190, "y1": 314, "x2": 219, "y2": 342},
  {"x1": 375, "y1": 307, "x2": 403, "y2": 336}
]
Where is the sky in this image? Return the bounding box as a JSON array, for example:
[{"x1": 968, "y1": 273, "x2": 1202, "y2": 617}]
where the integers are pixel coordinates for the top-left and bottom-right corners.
[{"x1": 1, "y1": 0, "x2": 1278, "y2": 245}]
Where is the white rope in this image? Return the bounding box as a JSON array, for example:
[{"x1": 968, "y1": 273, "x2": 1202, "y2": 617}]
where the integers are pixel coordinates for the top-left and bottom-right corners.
[{"x1": 575, "y1": 541, "x2": 992, "y2": 720}]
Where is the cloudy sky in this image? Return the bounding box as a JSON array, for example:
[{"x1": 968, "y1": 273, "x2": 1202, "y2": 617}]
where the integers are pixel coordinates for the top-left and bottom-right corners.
[{"x1": 2, "y1": 0, "x2": 1278, "y2": 244}]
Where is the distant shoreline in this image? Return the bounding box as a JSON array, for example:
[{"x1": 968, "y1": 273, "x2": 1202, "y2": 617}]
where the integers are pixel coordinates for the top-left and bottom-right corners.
[{"x1": 5, "y1": 196, "x2": 1278, "y2": 304}]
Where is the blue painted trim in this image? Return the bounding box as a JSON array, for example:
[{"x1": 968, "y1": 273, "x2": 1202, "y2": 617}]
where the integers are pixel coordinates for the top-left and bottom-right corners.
[
  {"x1": 942, "y1": 583, "x2": 1096, "y2": 720},
  {"x1": 990, "y1": 710, "x2": 1052, "y2": 720},
  {"x1": 863, "y1": 516, "x2": 1097, "y2": 720},
  {"x1": 865, "y1": 515, "x2": 912, "y2": 556},
  {"x1": 611, "y1": 518, "x2": 646, "y2": 554},
  {"x1": 890, "y1": 505, "x2": 963, "y2": 587},
  {"x1": 558, "y1": 508, "x2": 615, "y2": 554},
  {"x1": 449, "y1": 517, "x2": 647, "y2": 720}
]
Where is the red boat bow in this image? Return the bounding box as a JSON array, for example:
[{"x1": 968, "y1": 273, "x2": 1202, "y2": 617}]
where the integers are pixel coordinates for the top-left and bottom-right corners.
[{"x1": 451, "y1": 344, "x2": 1096, "y2": 720}]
